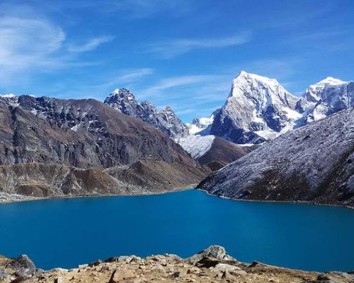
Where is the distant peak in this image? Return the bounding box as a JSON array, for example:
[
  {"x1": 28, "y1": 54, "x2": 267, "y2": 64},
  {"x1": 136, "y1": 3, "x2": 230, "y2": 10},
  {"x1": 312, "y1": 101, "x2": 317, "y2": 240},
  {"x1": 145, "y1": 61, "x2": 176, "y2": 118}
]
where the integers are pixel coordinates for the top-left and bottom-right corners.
[
  {"x1": 163, "y1": 106, "x2": 173, "y2": 112},
  {"x1": 110, "y1": 88, "x2": 132, "y2": 96},
  {"x1": 315, "y1": 77, "x2": 347, "y2": 86},
  {"x1": 234, "y1": 71, "x2": 278, "y2": 86},
  {"x1": 0, "y1": 94, "x2": 17, "y2": 98}
]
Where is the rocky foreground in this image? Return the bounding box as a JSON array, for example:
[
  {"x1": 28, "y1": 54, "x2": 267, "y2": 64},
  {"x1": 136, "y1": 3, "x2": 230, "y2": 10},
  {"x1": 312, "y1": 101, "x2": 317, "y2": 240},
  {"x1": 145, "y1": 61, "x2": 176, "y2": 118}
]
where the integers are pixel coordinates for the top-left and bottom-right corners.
[{"x1": 1, "y1": 246, "x2": 353, "y2": 283}]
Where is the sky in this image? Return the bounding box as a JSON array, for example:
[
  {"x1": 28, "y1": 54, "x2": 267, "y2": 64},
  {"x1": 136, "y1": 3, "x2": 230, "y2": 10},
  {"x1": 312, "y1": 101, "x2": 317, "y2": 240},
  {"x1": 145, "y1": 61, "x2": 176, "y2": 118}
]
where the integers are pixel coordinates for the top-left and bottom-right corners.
[{"x1": 0, "y1": 0, "x2": 353, "y2": 122}]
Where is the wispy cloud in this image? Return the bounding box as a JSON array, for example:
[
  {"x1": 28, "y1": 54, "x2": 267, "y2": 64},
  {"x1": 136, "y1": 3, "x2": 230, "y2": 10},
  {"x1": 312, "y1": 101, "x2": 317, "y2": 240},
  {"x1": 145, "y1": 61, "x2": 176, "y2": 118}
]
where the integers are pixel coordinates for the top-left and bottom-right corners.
[
  {"x1": 46, "y1": 68, "x2": 155, "y2": 100},
  {"x1": 97, "y1": 0, "x2": 197, "y2": 18},
  {"x1": 286, "y1": 28, "x2": 354, "y2": 52},
  {"x1": 138, "y1": 75, "x2": 219, "y2": 98},
  {"x1": 147, "y1": 32, "x2": 251, "y2": 58},
  {"x1": 132, "y1": 73, "x2": 232, "y2": 121},
  {"x1": 68, "y1": 36, "x2": 114, "y2": 53},
  {"x1": 0, "y1": 17, "x2": 65, "y2": 69},
  {"x1": 0, "y1": 6, "x2": 113, "y2": 87}
]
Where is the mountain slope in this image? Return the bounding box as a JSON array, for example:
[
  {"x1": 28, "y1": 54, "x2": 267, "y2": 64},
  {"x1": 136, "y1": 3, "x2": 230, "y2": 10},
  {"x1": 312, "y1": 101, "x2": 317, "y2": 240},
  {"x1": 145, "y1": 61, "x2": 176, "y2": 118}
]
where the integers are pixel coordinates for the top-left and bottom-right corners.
[
  {"x1": 0, "y1": 95, "x2": 194, "y2": 168},
  {"x1": 177, "y1": 135, "x2": 252, "y2": 170},
  {"x1": 104, "y1": 88, "x2": 189, "y2": 138},
  {"x1": 208, "y1": 71, "x2": 300, "y2": 144},
  {"x1": 0, "y1": 95, "x2": 208, "y2": 201},
  {"x1": 198, "y1": 108, "x2": 354, "y2": 207}
]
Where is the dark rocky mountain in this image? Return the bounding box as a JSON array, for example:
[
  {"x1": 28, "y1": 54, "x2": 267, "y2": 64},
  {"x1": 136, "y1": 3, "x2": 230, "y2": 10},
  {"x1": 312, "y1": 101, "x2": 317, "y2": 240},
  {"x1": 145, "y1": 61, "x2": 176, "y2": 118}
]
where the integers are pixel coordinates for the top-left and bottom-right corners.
[
  {"x1": 198, "y1": 108, "x2": 354, "y2": 207},
  {"x1": 0, "y1": 95, "x2": 193, "y2": 167},
  {"x1": 104, "y1": 88, "x2": 189, "y2": 138},
  {"x1": 0, "y1": 95, "x2": 209, "y2": 201}
]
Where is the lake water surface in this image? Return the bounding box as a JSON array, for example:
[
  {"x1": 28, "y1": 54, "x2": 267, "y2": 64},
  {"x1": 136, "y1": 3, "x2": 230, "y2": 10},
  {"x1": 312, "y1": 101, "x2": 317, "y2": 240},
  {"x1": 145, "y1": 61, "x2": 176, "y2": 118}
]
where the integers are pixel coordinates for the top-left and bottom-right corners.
[{"x1": 0, "y1": 190, "x2": 353, "y2": 271}]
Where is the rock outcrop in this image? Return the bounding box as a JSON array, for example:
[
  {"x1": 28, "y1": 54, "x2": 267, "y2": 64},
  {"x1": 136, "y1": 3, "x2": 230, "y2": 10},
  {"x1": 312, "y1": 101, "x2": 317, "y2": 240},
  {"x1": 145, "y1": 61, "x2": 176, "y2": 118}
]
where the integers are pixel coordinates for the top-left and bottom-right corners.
[
  {"x1": 198, "y1": 108, "x2": 354, "y2": 207},
  {"x1": 1, "y1": 246, "x2": 353, "y2": 283}
]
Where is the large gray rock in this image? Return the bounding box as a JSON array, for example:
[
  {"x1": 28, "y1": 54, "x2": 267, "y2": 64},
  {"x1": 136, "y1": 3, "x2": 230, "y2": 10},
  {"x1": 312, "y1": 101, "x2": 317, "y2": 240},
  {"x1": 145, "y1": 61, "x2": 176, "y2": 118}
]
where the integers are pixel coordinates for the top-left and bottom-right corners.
[
  {"x1": 187, "y1": 245, "x2": 235, "y2": 267},
  {"x1": 0, "y1": 267, "x2": 7, "y2": 280},
  {"x1": 8, "y1": 254, "x2": 37, "y2": 278}
]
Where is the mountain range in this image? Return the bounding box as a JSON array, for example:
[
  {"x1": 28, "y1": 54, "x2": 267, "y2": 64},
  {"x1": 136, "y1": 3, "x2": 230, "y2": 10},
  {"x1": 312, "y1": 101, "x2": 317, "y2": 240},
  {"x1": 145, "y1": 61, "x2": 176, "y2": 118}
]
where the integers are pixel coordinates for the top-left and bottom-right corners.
[
  {"x1": 190, "y1": 71, "x2": 354, "y2": 144},
  {"x1": 1, "y1": 71, "x2": 353, "y2": 207},
  {"x1": 0, "y1": 95, "x2": 208, "y2": 201}
]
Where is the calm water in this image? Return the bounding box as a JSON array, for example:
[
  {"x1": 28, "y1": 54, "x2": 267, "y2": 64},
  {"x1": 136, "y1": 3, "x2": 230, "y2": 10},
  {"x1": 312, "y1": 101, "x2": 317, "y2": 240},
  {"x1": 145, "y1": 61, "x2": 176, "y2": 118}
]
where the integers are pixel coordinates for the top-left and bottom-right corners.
[{"x1": 0, "y1": 190, "x2": 353, "y2": 271}]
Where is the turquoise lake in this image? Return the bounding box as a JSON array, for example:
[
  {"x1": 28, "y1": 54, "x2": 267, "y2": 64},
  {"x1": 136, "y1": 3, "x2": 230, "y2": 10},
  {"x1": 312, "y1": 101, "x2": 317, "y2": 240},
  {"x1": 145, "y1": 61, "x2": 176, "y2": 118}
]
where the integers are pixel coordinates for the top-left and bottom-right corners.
[{"x1": 0, "y1": 190, "x2": 353, "y2": 271}]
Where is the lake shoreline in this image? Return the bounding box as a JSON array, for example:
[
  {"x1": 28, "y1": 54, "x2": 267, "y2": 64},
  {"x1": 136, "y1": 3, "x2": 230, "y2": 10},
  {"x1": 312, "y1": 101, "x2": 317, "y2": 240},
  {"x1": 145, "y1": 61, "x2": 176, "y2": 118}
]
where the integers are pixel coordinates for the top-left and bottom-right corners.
[
  {"x1": 2, "y1": 186, "x2": 354, "y2": 210},
  {"x1": 0, "y1": 185, "x2": 195, "y2": 205},
  {"x1": 197, "y1": 188, "x2": 354, "y2": 210},
  {"x1": 1, "y1": 245, "x2": 353, "y2": 283}
]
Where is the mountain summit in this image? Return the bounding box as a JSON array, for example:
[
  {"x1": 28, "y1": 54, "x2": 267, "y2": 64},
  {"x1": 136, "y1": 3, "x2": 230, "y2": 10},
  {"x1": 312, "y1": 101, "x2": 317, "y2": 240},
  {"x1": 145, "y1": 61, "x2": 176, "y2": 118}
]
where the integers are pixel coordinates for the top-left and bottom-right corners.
[
  {"x1": 296, "y1": 77, "x2": 354, "y2": 124},
  {"x1": 104, "y1": 88, "x2": 189, "y2": 138},
  {"x1": 208, "y1": 71, "x2": 300, "y2": 143},
  {"x1": 190, "y1": 72, "x2": 354, "y2": 144}
]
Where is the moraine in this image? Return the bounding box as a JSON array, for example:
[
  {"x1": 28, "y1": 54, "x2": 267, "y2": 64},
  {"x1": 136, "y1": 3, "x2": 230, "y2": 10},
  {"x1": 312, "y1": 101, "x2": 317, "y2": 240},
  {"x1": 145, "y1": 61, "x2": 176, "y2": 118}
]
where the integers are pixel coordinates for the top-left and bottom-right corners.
[{"x1": 0, "y1": 190, "x2": 353, "y2": 272}]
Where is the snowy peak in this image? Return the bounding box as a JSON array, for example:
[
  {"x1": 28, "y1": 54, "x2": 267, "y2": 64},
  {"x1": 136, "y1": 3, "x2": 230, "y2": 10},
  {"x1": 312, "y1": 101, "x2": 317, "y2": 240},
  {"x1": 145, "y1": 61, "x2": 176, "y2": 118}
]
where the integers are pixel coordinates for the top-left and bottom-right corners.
[
  {"x1": 208, "y1": 71, "x2": 300, "y2": 143},
  {"x1": 314, "y1": 77, "x2": 348, "y2": 86},
  {"x1": 230, "y1": 71, "x2": 297, "y2": 109},
  {"x1": 104, "y1": 88, "x2": 189, "y2": 138},
  {"x1": 235, "y1": 71, "x2": 280, "y2": 91},
  {"x1": 187, "y1": 110, "x2": 218, "y2": 135},
  {"x1": 104, "y1": 88, "x2": 139, "y2": 116},
  {"x1": 296, "y1": 76, "x2": 354, "y2": 122}
]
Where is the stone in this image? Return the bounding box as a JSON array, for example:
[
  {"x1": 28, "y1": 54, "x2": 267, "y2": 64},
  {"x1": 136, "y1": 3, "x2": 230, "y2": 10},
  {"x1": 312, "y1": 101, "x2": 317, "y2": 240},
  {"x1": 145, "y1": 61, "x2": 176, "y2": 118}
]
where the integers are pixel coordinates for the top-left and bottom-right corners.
[
  {"x1": 0, "y1": 268, "x2": 8, "y2": 280},
  {"x1": 89, "y1": 259, "x2": 102, "y2": 267},
  {"x1": 214, "y1": 263, "x2": 247, "y2": 276},
  {"x1": 8, "y1": 254, "x2": 37, "y2": 278},
  {"x1": 108, "y1": 269, "x2": 136, "y2": 283}
]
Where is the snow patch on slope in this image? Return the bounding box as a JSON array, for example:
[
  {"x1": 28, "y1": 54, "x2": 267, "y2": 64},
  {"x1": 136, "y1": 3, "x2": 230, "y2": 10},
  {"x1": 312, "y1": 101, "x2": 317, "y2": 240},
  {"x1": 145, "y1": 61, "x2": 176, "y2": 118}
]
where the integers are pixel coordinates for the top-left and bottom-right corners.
[{"x1": 177, "y1": 135, "x2": 215, "y2": 159}]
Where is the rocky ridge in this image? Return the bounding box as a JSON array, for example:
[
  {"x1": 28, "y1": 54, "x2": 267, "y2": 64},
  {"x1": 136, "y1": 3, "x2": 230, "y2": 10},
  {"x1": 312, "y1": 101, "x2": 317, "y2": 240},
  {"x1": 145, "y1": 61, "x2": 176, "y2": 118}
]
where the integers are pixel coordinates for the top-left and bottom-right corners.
[
  {"x1": 104, "y1": 88, "x2": 189, "y2": 138},
  {"x1": 198, "y1": 108, "x2": 354, "y2": 207},
  {"x1": 0, "y1": 95, "x2": 209, "y2": 201},
  {"x1": 1, "y1": 246, "x2": 353, "y2": 283}
]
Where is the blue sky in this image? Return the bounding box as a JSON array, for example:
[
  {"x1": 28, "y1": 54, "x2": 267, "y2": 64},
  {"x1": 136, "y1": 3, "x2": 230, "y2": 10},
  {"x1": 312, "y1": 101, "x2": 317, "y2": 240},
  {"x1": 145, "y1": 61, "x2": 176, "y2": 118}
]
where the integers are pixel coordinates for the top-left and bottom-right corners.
[{"x1": 0, "y1": 0, "x2": 353, "y2": 122}]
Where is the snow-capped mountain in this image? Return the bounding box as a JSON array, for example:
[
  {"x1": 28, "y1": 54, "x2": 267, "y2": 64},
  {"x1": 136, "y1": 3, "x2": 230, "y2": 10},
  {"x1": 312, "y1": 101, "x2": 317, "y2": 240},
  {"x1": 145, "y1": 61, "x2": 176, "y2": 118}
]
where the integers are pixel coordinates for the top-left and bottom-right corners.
[
  {"x1": 104, "y1": 88, "x2": 189, "y2": 138},
  {"x1": 296, "y1": 77, "x2": 354, "y2": 125},
  {"x1": 207, "y1": 71, "x2": 301, "y2": 144},
  {"x1": 189, "y1": 71, "x2": 354, "y2": 145},
  {"x1": 186, "y1": 110, "x2": 218, "y2": 135}
]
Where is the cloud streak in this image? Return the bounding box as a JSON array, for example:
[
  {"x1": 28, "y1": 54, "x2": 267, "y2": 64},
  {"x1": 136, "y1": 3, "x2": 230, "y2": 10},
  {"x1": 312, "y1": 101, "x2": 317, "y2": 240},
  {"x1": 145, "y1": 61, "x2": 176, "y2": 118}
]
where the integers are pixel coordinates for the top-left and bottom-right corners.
[
  {"x1": 0, "y1": 17, "x2": 65, "y2": 69},
  {"x1": 68, "y1": 36, "x2": 114, "y2": 53},
  {"x1": 147, "y1": 32, "x2": 251, "y2": 58}
]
